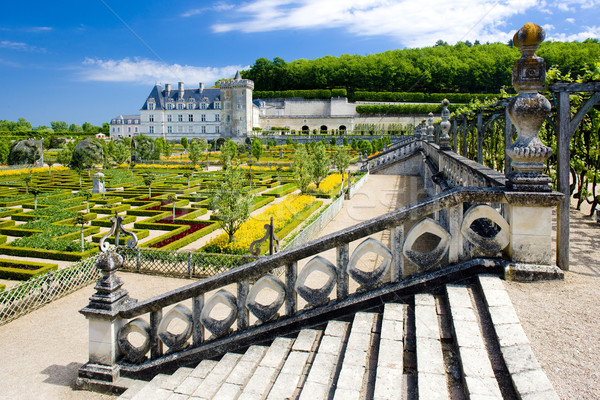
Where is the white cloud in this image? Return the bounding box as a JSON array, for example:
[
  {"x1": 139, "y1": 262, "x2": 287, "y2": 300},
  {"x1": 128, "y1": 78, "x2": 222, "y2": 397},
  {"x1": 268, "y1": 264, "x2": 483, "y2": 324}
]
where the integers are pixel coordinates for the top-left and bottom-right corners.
[
  {"x1": 548, "y1": 25, "x2": 600, "y2": 41},
  {"x1": 0, "y1": 40, "x2": 45, "y2": 52},
  {"x1": 182, "y1": 2, "x2": 235, "y2": 17},
  {"x1": 28, "y1": 26, "x2": 53, "y2": 32},
  {"x1": 565, "y1": 18, "x2": 575, "y2": 23},
  {"x1": 78, "y1": 58, "x2": 248, "y2": 86},
  {"x1": 210, "y1": 0, "x2": 544, "y2": 47}
]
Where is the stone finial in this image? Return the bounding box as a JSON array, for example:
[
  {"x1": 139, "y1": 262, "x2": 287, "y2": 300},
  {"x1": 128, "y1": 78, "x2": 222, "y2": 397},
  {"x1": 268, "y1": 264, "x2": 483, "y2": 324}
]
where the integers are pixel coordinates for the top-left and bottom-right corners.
[
  {"x1": 506, "y1": 23, "x2": 553, "y2": 191},
  {"x1": 439, "y1": 99, "x2": 451, "y2": 150},
  {"x1": 426, "y1": 112, "x2": 435, "y2": 142},
  {"x1": 80, "y1": 250, "x2": 129, "y2": 317}
]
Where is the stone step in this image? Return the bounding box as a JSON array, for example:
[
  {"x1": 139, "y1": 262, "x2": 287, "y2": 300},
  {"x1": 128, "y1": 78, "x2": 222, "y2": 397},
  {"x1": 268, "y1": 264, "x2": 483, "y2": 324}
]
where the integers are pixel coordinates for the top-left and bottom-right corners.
[
  {"x1": 414, "y1": 293, "x2": 450, "y2": 400},
  {"x1": 373, "y1": 303, "x2": 407, "y2": 400},
  {"x1": 477, "y1": 275, "x2": 560, "y2": 400},
  {"x1": 298, "y1": 320, "x2": 350, "y2": 400},
  {"x1": 129, "y1": 373, "x2": 172, "y2": 400},
  {"x1": 190, "y1": 352, "x2": 242, "y2": 399},
  {"x1": 172, "y1": 359, "x2": 218, "y2": 397},
  {"x1": 212, "y1": 345, "x2": 269, "y2": 400},
  {"x1": 237, "y1": 337, "x2": 295, "y2": 400},
  {"x1": 332, "y1": 312, "x2": 379, "y2": 400},
  {"x1": 446, "y1": 284, "x2": 503, "y2": 399}
]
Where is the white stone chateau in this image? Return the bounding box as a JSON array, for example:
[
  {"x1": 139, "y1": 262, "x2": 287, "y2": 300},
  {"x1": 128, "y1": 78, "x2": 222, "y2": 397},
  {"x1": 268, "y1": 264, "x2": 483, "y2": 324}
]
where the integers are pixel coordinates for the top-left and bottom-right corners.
[{"x1": 110, "y1": 73, "x2": 424, "y2": 140}]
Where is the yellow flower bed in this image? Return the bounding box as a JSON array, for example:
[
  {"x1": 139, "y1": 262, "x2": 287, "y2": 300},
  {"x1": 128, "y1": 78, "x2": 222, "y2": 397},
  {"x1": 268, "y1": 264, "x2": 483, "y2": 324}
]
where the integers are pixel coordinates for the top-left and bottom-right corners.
[
  {"x1": 206, "y1": 194, "x2": 316, "y2": 254},
  {"x1": 307, "y1": 173, "x2": 343, "y2": 195},
  {"x1": 0, "y1": 166, "x2": 68, "y2": 177}
]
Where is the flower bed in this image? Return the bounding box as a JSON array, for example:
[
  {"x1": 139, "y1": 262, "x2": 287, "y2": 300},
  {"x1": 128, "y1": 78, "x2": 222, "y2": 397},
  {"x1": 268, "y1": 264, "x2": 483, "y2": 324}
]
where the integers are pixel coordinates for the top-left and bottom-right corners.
[
  {"x1": 0, "y1": 258, "x2": 58, "y2": 281},
  {"x1": 204, "y1": 194, "x2": 320, "y2": 254},
  {"x1": 306, "y1": 173, "x2": 343, "y2": 198}
]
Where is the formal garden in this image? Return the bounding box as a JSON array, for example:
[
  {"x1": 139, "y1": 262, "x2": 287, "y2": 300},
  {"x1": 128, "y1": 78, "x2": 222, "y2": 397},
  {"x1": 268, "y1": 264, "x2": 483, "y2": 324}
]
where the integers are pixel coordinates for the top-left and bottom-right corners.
[{"x1": 0, "y1": 137, "x2": 363, "y2": 297}]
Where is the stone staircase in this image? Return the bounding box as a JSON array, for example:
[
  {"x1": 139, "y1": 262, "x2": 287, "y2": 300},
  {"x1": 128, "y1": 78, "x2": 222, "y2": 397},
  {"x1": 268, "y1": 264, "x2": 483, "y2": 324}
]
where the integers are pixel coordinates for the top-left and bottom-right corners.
[{"x1": 118, "y1": 275, "x2": 558, "y2": 400}]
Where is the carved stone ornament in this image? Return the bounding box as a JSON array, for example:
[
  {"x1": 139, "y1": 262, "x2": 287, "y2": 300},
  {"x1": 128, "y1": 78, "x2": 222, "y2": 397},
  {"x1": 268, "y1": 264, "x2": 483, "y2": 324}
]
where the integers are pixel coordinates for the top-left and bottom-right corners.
[
  {"x1": 439, "y1": 99, "x2": 452, "y2": 150},
  {"x1": 403, "y1": 218, "x2": 451, "y2": 270},
  {"x1": 426, "y1": 112, "x2": 435, "y2": 143},
  {"x1": 506, "y1": 23, "x2": 553, "y2": 191},
  {"x1": 118, "y1": 318, "x2": 151, "y2": 364},
  {"x1": 347, "y1": 238, "x2": 393, "y2": 287},
  {"x1": 157, "y1": 304, "x2": 194, "y2": 351},
  {"x1": 200, "y1": 290, "x2": 238, "y2": 337},
  {"x1": 295, "y1": 256, "x2": 337, "y2": 306},
  {"x1": 246, "y1": 275, "x2": 286, "y2": 322},
  {"x1": 461, "y1": 205, "x2": 510, "y2": 254}
]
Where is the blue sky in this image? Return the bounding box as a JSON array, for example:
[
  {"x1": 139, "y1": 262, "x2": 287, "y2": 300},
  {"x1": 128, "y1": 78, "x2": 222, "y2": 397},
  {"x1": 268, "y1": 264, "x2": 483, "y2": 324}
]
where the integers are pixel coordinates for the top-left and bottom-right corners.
[{"x1": 1, "y1": 0, "x2": 599, "y2": 127}]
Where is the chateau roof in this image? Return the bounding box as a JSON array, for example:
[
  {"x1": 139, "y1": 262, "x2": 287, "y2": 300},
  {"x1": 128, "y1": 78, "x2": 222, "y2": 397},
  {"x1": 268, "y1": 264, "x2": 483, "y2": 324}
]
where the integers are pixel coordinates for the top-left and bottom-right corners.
[{"x1": 141, "y1": 84, "x2": 222, "y2": 111}]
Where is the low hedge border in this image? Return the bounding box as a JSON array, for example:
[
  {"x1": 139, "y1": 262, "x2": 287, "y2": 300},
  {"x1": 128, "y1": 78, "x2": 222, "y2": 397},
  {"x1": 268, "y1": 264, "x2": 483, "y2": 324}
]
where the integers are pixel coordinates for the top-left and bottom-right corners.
[
  {"x1": 55, "y1": 226, "x2": 100, "y2": 241},
  {"x1": 140, "y1": 222, "x2": 219, "y2": 251},
  {"x1": 0, "y1": 226, "x2": 43, "y2": 237},
  {"x1": 0, "y1": 220, "x2": 15, "y2": 228},
  {"x1": 0, "y1": 235, "x2": 6, "y2": 245},
  {"x1": 0, "y1": 284, "x2": 5, "y2": 292},
  {"x1": 138, "y1": 225, "x2": 189, "y2": 248},
  {"x1": 0, "y1": 258, "x2": 59, "y2": 281},
  {"x1": 274, "y1": 201, "x2": 323, "y2": 245},
  {"x1": 0, "y1": 245, "x2": 99, "y2": 261},
  {"x1": 0, "y1": 209, "x2": 19, "y2": 218},
  {"x1": 91, "y1": 228, "x2": 150, "y2": 244},
  {"x1": 252, "y1": 196, "x2": 274, "y2": 211},
  {"x1": 91, "y1": 214, "x2": 136, "y2": 227},
  {"x1": 92, "y1": 203, "x2": 131, "y2": 214},
  {"x1": 263, "y1": 183, "x2": 298, "y2": 197}
]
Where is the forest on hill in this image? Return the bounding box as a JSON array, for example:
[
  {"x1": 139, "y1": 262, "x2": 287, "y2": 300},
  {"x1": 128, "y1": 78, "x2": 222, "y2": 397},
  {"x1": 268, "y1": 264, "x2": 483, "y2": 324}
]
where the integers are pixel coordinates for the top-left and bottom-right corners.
[{"x1": 241, "y1": 40, "x2": 600, "y2": 94}]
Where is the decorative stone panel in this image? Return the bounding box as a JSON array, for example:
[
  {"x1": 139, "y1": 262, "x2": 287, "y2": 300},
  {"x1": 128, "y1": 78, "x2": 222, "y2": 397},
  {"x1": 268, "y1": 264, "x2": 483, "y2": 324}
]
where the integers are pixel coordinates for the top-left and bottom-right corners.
[
  {"x1": 295, "y1": 256, "x2": 337, "y2": 306},
  {"x1": 157, "y1": 304, "x2": 193, "y2": 351},
  {"x1": 461, "y1": 205, "x2": 510, "y2": 254},
  {"x1": 347, "y1": 238, "x2": 393, "y2": 287},
  {"x1": 200, "y1": 290, "x2": 238, "y2": 337},
  {"x1": 118, "y1": 318, "x2": 151, "y2": 364},
  {"x1": 246, "y1": 275, "x2": 286, "y2": 322},
  {"x1": 403, "y1": 218, "x2": 451, "y2": 270}
]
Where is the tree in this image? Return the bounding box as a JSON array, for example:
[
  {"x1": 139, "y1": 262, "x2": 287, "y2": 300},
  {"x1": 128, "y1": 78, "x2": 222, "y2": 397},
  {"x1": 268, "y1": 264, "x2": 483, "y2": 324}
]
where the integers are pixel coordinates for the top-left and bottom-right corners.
[
  {"x1": 251, "y1": 138, "x2": 263, "y2": 161},
  {"x1": 74, "y1": 166, "x2": 84, "y2": 187},
  {"x1": 22, "y1": 172, "x2": 32, "y2": 194},
  {"x1": 74, "y1": 212, "x2": 89, "y2": 252},
  {"x1": 183, "y1": 172, "x2": 192, "y2": 188},
  {"x1": 188, "y1": 139, "x2": 204, "y2": 168},
  {"x1": 292, "y1": 146, "x2": 313, "y2": 193},
  {"x1": 69, "y1": 123, "x2": 83, "y2": 133},
  {"x1": 310, "y1": 142, "x2": 330, "y2": 189},
  {"x1": 50, "y1": 121, "x2": 68, "y2": 132},
  {"x1": 211, "y1": 162, "x2": 253, "y2": 243},
  {"x1": 70, "y1": 137, "x2": 104, "y2": 170},
  {"x1": 180, "y1": 137, "x2": 188, "y2": 150},
  {"x1": 29, "y1": 186, "x2": 41, "y2": 210},
  {"x1": 56, "y1": 143, "x2": 73, "y2": 167},
  {"x1": 134, "y1": 135, "x2": 156, "y2": 160},
  {"x1": 332, "y1": 148, "x2": 351, "y2": 194},
  {"x1": 143, "y1": 173, "x2": 155, "y2": 199},
  {"x1": 111, "y1": 141, "x2": 130, "y2": 164},
  {"x1": 0, "y1": 140, "x2": 10, "y2": 164},
  {"x1": 167, "y1": 193, "x2": 177, "y2": 220},
  {"x1": 220, "y1": 140, "x2": 238, "y2": 167},
  {"x1": 78, "y1": 189, "x2": 93, "y2": 213}
]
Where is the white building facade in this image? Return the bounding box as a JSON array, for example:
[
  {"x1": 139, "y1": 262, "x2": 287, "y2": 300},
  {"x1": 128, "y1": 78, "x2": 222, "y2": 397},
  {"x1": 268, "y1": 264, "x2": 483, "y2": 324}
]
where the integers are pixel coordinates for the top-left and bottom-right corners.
[
  {"x1": 109, "y1": 115, "x2": 140, "y2": 138},
  {"x1": 138, "y1": 72, "x2": 255, "y2": 142}
]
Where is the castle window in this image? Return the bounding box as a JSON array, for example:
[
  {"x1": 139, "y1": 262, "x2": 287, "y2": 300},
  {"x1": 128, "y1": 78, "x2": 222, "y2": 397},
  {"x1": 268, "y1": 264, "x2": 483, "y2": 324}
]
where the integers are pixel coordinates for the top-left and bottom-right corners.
[
  {"x1": 201, "y1": 126, "x2": 206, "y2": 134},
  {"x1": 178, "y1": 114, "x2": 183, "y2": 122},
  {"x1": 227, "y1": 115, "x2": 230, "y2": 122},
  {"x1": 188, "y1": 114, "x2": 193, "y2": 122},
  {"x1": 215, "y1": 114, "x2": 220, "y2": 122},
  {"x1": 215, "y1": 126, "x2": 220, "y2": 134},
  {"x1": 167, "y1": 115, "x2": 172, "y2": 122},
  {"x1": 201, "y1": 114, "x2": 206, "y2": 122},
  {"x1": 167, "y1": 126, "x2": 172, "y2": 134},
  {"x1": 188, "y1": 126, "x2": 193, "y2": 133},
  {"x1": 178, "y1": 126, "x2": 184, "y2": 133},
  {"x1": 149, "y1": 126, "x2": 154, "y2": 134},
  {"x1": 148, "y1": 102, "x2": 155, "y2": 110},
  {"x1": 187, "y1": 103, "x2": 195, "y2": 110},
  {"x1": 135, "y1": 127, "x2": 138, "y2": 133},
  {"x1": 215, "y1": 102, "x2": 220, "y2": 109},
  {"x1": 201, "y1": 103, "x2": 207, "y2": 110},
  {"x1": 177, "y1": 103, "x2": 183, "y2": 110},
  {"x1": 128, "y1": 127, "x2": 131, "y2": 133},
  {"x1": 149, "y1": 115, "x2": 154, "y2": 122}
]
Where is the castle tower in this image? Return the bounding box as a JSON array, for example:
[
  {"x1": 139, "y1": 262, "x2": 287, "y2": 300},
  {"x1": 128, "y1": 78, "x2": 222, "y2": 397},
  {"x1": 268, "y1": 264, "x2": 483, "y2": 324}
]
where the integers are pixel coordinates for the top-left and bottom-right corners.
[{"x1": 219, "y1": 71, "x2": 254, "y2": 138}]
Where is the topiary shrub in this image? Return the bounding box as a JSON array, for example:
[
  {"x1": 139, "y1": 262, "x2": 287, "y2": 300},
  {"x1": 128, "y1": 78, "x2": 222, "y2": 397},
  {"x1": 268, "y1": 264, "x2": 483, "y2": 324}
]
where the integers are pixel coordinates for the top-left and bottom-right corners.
[{"x1": 8, "y1": 139, "x2": 42, "y2": 166}]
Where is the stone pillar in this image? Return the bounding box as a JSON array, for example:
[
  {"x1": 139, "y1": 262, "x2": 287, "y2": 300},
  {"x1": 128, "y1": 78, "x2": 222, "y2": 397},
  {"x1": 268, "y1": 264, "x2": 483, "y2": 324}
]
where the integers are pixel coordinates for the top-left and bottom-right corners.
[
  {"x1": 79, "y1": 251, "x2": 131, "y2": 383},
  {"x1": 505, "y1": 23, "x2": 557, "y2": 266},
  {"x1": 92, "y1": 172, "x2": 106, "y2": 194},
  {"x1": 439, "y1": 99, "x2": 451, "y2": 150}
]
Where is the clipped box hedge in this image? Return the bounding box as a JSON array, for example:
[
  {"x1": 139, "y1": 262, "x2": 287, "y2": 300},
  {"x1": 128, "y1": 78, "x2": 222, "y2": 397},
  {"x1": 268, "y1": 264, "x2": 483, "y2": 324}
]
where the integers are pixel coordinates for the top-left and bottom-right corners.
[
  {"x1": 140, "y1": 222, "x2": 219, "y2": 251},
  {"x1": 91, "y1": 228, "x2": 150, "y2": 244},
  {"x1": 263, "y1": 183, "x2": 298, "y2": 197},
  {"x1": 91, "y1": 214, "x2": 136, "y2": 227},
  {"x1": 0, "y1": 258, "x2": 59, "y2": 281},
  {"x1": 0, "y1": 283, "x2": 5, "y2": 292},
  {"x1": 0, "y1": 244, "x2": 99, "y2": 261}
]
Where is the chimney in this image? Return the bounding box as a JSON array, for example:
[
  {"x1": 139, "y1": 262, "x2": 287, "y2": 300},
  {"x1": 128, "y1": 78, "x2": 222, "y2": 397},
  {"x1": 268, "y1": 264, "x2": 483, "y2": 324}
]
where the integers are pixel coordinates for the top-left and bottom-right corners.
[
  {"x1": 199, "y1": 82, "x2": 204, "y2": 93},
  {"x1": 165, "y1": 83, "x2": 171, "y2": 96},
  {"x1": 178, "y1": 81, "x2": 184, "y2": 99}
]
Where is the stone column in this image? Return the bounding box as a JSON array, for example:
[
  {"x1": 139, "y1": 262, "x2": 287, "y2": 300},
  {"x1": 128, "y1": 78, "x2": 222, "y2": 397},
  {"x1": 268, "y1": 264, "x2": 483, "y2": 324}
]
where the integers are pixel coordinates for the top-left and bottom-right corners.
[
  {"x1": 426, "y1": 112, "x2": 434, "y2": 143},
  {"x1": 79, "y1": 251, "x2": 131, "y2": 383},
  {"x1": 92, "y1": 172, "x2": 106, "y2": 194},
  {"x1": 504, "y1": 23, "x2": 557, "y2": 266}
]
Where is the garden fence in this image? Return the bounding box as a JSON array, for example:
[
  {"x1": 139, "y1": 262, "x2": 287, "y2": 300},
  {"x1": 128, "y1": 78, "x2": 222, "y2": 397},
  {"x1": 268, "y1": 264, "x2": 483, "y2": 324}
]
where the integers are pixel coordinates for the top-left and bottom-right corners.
[
  {"x1": 0, "y1": 254, "x2": 101, "y2": 326},
  {"x1": 116, "y1": 246, "x2": 259, "y2": 279}
]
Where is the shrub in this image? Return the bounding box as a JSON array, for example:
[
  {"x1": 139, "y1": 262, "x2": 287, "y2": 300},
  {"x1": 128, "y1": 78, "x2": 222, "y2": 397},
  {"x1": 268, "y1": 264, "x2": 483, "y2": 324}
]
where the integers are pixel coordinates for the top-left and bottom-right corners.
[{"x1": 0, "y1": 258, "x2": 58, "y2": 280}]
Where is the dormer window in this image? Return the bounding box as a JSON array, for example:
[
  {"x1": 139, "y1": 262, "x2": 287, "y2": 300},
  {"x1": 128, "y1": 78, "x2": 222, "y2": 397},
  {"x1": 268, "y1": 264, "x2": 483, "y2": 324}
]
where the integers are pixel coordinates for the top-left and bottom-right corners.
[
  {"x1": 177, "y1": 103, "x2": 183, "y2": 110},
  {"x1": 187, "y1": 103, "x2": 195, "y2": 110},
  {"x1": 201, "y1": 103, "x2": 207, "y2": 110},
  {"x1": 167, "y1": 103, "x2": 174, "y2": 110},
  {"x1": 215, "y1": 102, "x2": 221, "y2": 109}
]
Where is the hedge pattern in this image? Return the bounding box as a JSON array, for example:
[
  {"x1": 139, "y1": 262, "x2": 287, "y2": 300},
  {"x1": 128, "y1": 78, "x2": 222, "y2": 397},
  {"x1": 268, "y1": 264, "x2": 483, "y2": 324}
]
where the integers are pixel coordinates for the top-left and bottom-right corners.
[
  {"x1": 353, "y1": 91, "x2": 502, "y2": 103},
  {"x1": 356, "y1": 104, "x2": 462, "y2": 115}
]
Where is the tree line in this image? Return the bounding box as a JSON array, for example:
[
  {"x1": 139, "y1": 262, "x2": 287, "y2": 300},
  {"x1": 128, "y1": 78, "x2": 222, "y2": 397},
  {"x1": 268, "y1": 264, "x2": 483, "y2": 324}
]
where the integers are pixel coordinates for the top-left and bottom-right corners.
[
  {"x1": 0, "y1": 118, "x2": 107, "y2": 134},
  {"x1": 241, "y1": 40, "x2": 600, "y2": 94}
]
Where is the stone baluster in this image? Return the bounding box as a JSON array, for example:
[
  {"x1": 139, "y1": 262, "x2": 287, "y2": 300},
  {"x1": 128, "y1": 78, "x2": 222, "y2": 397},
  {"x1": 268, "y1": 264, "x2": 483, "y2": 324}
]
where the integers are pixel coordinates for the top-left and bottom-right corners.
[
  {"x1": 426, "y1": 112, "x2": 435, "y2": 143},
  {"x1": 439, "y1": 99, "x2": 452, "y2": 150},
  {"x1": 505, "y1": 23, "x2": 556, "y2": 267}
]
